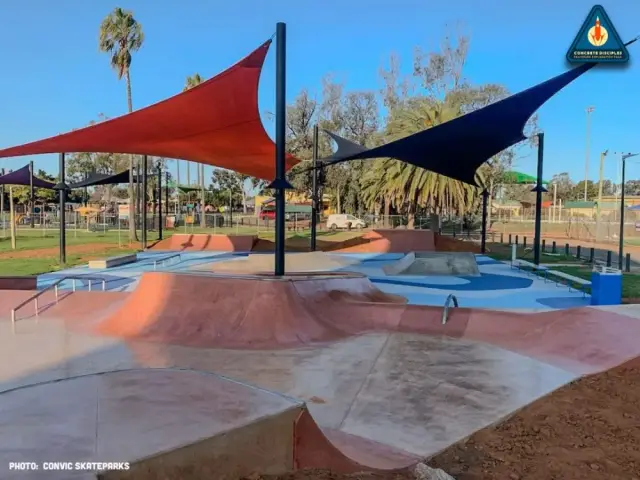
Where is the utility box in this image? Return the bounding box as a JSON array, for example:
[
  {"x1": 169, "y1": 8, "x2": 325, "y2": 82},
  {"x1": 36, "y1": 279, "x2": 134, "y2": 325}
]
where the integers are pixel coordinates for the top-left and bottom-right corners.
[{"x1": 591, "y1": 265, "x2": 622, "y2": 306}]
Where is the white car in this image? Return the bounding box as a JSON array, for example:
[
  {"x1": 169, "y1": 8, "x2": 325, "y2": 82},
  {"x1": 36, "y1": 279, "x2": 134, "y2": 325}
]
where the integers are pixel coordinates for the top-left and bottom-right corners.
[{"x1": 327, "y1": 214, "x2": 366, "y2": 230}]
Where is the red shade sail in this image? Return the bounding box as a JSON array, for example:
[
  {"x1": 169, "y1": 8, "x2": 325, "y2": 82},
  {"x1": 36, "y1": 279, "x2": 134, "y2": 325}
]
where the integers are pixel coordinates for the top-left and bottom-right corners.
[{"x1": 0, "y1": 40, "x2": 298, "y2": 180}]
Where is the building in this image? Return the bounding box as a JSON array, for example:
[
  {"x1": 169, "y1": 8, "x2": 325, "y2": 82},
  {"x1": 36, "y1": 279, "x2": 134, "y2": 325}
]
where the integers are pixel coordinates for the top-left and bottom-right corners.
[{"x1": 254, "y1": 192, "x2": 334, "y2": 216}]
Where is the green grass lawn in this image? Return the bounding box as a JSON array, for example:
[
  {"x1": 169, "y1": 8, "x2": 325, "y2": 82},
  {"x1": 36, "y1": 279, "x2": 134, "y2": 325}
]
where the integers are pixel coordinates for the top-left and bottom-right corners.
[
  {"x1": 486, "y1": 242, "x2": 581, "y2": 264},
  {"x1": 547, "y1": 265, "x2": 640, "y2": 300},
  {"x1": 0, "y1": 247, "x2": 140, "y2": 276}
]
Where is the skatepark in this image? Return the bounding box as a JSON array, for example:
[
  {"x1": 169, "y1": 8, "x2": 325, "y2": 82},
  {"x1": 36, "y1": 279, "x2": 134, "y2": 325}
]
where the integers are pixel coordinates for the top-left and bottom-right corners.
[{"x1": 1, "y1": 230, "x2": 640, "y2": 478}]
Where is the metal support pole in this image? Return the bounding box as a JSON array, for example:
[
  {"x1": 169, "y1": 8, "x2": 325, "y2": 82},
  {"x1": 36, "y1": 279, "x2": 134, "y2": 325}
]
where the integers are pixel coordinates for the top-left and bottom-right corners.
[
  {"x1": 619, "y1": 157, "x2": 626, "y2": 269},
  {"x1": 29, "y1": 161, "x2": 34, "y2": 228},
  {"x1": 533, "y1": 132, "x2": 545, "y2": 266},
  {"x1": 200, "y1": 163, "x2": 206, "y2": 229},
  {"x1": 311, "y1": 124, "x2": 319, "y2": 252},
  {"x1": 142, "y1": 155, "x2": 148, "y2": 249},
  {"x1": 273, "y1": 22, "x2": 288, "y2": 276},
  {"x1": 0, "y1": 168, "x2": 4, "y2": 232},
  {"x1": 158, "y1": 164, "x2": 163, "y2": 241},
  {"x1": 584, "y1": 106, "x2": 594, "y2": 201},
  {"x1": 58, "y1": 153, "x2": 66, "y2": 265},
  {"x1": 136, "y1": 157, "x2": 141, "y2": 231},
  {"x1": 165, "y1": 172, "x2": 169, "y2": 221},
  {"x1": 481, "y1": 189, "x2": 488, "y2": 254}
]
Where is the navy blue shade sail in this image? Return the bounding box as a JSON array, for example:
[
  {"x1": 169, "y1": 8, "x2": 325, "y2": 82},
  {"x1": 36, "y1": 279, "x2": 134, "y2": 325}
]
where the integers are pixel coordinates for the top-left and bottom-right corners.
[
  {"x1": 319, "y1": 63, "x2": 597, "y2": 186},
  {"x1": 67, "y1": 170, "x2": 138, "y2": 189},
  {"x1": 0, "y1": 164, "x2": 55, "y2": 189}
]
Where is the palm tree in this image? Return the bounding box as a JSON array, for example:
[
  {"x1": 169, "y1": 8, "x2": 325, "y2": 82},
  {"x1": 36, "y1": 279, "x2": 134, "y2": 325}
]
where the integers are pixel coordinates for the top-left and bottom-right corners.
[
  {"x1": 182, "y1": 74, "x2": 203, "y2": 187},
  {"x1": 99, "y1": 7, "x2": 144, "y2": 242},
  {"x1": 183, "y1": 74, "x2": 206, "y2": 226},
  {"x1": 360, "y1": 97, "x2": 484, "y2": 228}
]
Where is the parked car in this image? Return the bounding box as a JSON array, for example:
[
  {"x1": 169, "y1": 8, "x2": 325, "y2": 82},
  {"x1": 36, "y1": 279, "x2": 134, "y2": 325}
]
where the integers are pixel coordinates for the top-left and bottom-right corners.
[
  {"x1": 261, "y1": 210, "x2": 276, "y2": 220},
  {"x1": 326, "y1": 214, "x2": 366, "y2": 230}
]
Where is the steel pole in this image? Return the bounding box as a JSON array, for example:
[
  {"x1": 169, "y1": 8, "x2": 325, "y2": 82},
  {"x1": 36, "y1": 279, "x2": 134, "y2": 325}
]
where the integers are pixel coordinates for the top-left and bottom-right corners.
[
  {"x1": 165, "y1": 172, "x2": 169, "y2": 219},
  {"x1": 274, "y1": 22, "x2": 287, "y2": 275},
  {"x1": 142, "y1": 155, "x2": 148, "y2": 249},
  {"x1": 158, "y1": 164, "x2": 163, "y2": 241},
  {"x1": 29, "y1": 161, "x2": 34, "y2": 228},
  {"x1": 533, "y1": 132, "x2": 545, "y2": 265},
  {"x1": 584, "y1": 106, "x2": 594, "y2": 201},
  {"x1": 481, "y1": 189, "x2": 489, "y2": 254},
  {"x1": 619, "y1": 156, "x2": 626, "y2": 268},
  {"x1": 59, "y1": 153, "x2": 66, "y2": 265},
  {"x1": 0, "y1": 168, "x2": 4, "y2": 231},
  {"x1": 311, "y1": 125, "x2": 319, "y2": 252}
]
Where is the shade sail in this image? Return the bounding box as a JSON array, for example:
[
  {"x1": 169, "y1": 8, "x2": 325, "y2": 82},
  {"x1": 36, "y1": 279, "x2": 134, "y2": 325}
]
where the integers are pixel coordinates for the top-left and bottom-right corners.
[
  {"x1": 67, "y1": 170, "x2": 136, "y2": 189},
  {"x1": 0, "y1": 164, "x2": 55, "y2": 189},
  {"x1": 321, "y1": 62, "x2": 596, "y2": 185},
  {"x1": 503, "y1": 171, "x2": 549, "y2": 185},
  {"x1": 0, "y1": 40, "x2": 298, "y2": 180}
]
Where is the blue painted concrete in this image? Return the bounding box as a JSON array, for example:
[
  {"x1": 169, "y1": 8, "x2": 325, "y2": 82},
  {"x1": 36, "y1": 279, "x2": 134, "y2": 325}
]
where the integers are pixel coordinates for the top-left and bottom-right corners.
[{"x1": 40, "y1": 251, "x2": 591, "y2": 310}]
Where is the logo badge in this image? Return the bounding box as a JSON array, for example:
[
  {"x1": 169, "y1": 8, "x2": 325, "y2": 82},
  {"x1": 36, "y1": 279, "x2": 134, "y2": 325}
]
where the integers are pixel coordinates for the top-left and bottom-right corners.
[{"x1": 566, "y1": 5, "x2": 628, "y2": 63}]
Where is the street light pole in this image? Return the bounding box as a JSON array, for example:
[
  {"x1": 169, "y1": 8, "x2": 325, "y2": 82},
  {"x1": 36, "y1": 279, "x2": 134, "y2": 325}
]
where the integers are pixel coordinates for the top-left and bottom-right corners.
[
  {"x1": 616, "y1": 152, "x2": 639, "y2": 269},
  {"x1": 584, "y1": 106, "x2": 595, "y2": 201}
]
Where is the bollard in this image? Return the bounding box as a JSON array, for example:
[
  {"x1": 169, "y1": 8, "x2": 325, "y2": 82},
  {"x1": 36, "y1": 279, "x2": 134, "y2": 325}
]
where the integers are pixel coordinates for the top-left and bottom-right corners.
[
  {"x1": 501, "y1": 233, "x2": 504, "y2": 244},
  {"x1": 552, "y1": 241, "x2": 557, "y2": 253},
  {"x1": 515, "y1": 235, "x2": 519, "y2": 245},
  {"x1": 565, "y1": 243, "x2": 570, "y2": 255},
  {"x1": 626, "y1": 253, "x2": 631, "y2": 273},
  {"x1": 590, "y1": 247, "x2": 595, "y2": 263},
  {"x1": 523, "y1": 237, "x2": 527, "y2": 249},
  {"x1": 453, "y1": 230, "x2": 456, "y2": 238},
  {"x1": 576, "y1": 245, "x2": 581, "y2": 259},
  {"x1": 509, "y1": 233, "x2": 512, "y2": 244},
  {"x1": 606, "y1": 250, "x2": 612, "y2": 267},
  {"x1": 542, "y1": 239, "x2": 546, "y2": 252}
]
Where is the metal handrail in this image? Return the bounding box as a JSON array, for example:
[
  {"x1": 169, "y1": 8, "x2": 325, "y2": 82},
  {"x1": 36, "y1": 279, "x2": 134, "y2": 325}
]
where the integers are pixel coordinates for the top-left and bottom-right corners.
[
  {"x1": 11, "y1": 275, "x2": 107, "y2": 327},
  {"x1": 153, "y1": 253, "x2": 181, "y2": 270},
  {"x1": 442, "y1": 294, "x2": 459, "y2": 325}
]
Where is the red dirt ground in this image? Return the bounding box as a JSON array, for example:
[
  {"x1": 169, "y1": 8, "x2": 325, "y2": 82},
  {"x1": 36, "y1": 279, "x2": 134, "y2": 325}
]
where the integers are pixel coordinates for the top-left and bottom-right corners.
[
  {"x1": 0, "y1": 243, "x2": 128, "y2": 260},
  {"x1": 250, "y1": 357, "x2": 640, "y2": 480},
  {"x1": 429, "y1": 356, "x2": 640, "y2": 480}
]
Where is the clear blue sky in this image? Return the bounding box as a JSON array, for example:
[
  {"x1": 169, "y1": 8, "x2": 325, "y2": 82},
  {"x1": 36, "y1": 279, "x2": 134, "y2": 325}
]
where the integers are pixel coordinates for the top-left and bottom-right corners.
[{"x1": 0, "y1": 0, "x2": 638, "y2": 185}]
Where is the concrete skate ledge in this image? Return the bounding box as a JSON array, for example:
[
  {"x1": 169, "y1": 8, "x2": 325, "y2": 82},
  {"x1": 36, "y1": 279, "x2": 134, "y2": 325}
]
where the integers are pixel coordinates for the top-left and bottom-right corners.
[{"x1": 89, "y1": 254, "x2": 137, "y2": 269}]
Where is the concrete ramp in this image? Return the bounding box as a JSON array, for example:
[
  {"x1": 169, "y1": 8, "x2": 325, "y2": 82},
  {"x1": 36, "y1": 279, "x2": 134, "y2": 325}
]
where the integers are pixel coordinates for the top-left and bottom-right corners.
[
  {"x1": 0, "y1": 369, "x2": 416, "y2": 479},
  {"x1": 390, "y1": 251, "x2": 480, "y2": 276},
  {"x1": 151, "y1": 234, "x2": 257, "y2": 252}
]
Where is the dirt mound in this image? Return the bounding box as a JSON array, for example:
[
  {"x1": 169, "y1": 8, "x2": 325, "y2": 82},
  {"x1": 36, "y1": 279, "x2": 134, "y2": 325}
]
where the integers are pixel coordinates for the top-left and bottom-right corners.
[{"x1": 429, "y1": 356, "x2": 640, "y2": 479}]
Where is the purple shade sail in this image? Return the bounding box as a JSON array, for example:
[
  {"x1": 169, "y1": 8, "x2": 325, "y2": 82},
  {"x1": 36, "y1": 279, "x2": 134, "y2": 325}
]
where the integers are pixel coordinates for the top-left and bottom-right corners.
[{"x1": 0, "y1": 165, "x2": 55, "y2": 189}]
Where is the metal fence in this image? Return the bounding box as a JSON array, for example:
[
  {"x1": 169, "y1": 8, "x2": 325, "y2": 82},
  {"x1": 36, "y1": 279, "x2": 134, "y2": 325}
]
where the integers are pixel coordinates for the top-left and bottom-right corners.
[{"x1": 490, "y1": 206, "x2": 640, "y2": 246}]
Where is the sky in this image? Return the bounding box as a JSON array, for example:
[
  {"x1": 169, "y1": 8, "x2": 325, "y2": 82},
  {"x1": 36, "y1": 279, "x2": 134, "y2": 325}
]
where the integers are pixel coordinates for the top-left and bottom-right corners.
[{"x1": 0, "y1": 0, "x2": 638, "y2": 186}]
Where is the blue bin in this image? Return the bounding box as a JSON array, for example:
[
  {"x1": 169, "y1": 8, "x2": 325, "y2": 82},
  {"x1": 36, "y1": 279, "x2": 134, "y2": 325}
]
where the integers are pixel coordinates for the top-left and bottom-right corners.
[{"x1": 590, "y1": 266, "x2": 622, "y2": 305}]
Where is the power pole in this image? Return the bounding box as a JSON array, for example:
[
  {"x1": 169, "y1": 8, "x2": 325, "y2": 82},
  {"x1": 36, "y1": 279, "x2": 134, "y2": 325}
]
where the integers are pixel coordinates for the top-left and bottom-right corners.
[
  {"x1": 595, "y1": 150, "x2": 608, "y2": 242},
  {"x1": 584, "y1": 106, "x2": 595, "y2": 201}
]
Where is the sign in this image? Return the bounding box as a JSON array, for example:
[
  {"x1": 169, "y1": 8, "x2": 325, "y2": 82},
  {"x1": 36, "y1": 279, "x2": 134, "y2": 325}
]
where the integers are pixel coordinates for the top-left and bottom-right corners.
[
  {"x1": 118, "y1": 204, "x2": 130, "y2": 219},
  {"x1": 566, "y1": 5, "x2": 629, "y2": 63}
]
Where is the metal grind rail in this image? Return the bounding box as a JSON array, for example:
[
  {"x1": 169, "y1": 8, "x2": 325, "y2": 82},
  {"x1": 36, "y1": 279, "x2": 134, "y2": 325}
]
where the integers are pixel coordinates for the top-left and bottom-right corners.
[
  {"x1": 11, "y1": 276, "x2": 107, "y2": 328},
  {"x1": 442, "y1": 294, "x2": 459, "y2": 325},
  {"x1": 153, "y1": 253, "x2": 182, "y2": 270}
]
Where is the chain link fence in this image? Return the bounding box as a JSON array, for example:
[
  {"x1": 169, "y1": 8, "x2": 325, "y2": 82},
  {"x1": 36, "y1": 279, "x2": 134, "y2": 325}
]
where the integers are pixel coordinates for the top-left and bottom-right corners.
[{"x1": 490, "y1": 206, "x2": 640, "y2": 247}]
